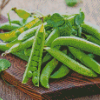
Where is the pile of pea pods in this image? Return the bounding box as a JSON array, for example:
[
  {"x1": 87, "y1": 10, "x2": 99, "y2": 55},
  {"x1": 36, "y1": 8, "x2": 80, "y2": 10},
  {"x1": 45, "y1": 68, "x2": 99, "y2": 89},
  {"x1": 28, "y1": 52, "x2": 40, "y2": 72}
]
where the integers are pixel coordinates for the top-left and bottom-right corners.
[{"x1": 0, "y1": 8, "x2": 100, "y2": 88}]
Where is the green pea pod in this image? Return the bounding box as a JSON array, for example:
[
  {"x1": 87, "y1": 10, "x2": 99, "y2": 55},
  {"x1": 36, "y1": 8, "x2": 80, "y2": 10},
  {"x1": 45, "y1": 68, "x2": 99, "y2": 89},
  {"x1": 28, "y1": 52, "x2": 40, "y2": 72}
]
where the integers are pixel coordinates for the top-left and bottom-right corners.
[
  {"x1": 0, "y1": 18, "x2": 41, "y2": 42},
  {"x1": 44, "y1": 28, "x2": 59, "y2": 46},
  {"x1": 0, "y1": 23, "x2": 20, "y2": 31},
  {"x1": 44, "y1": 47, "x2": 97, "y2": 77},
  {"x1": 40, "y1": 58, "x2": 58, "y2": 88},
  {"x1": 81, "y1": 21, "x2": 100, "y2": 40},
  {"x1": 2, "y1": 36, "x2": 35, "y2": 55},
  {"x1": 68, "y1": 46, "x2": 100, "y2": 74},
  {"x1": 12, "y1": 8, "x2": 31, "y2": 20},
  {"x1": 11, "y1": 19, "x2": 22, "y2": 26},
  {"x1": 65, "y1": 0, "x2": 77, "y2": 7},
  {"x1": 22, "y1": 24, "x2": 45, "y2": 87},
  {"x1": 85, "y1": 34, "x2": 100, "y2": 45},
  {"x1": 0, "y1": 43, "x2": 28, "y2": 61},
  {"x1": 51, "y1": 36, "x2": 100, "y2": 56},
  {"x1": 50, "y1": 64, "x2": 70, "y2": 79}
]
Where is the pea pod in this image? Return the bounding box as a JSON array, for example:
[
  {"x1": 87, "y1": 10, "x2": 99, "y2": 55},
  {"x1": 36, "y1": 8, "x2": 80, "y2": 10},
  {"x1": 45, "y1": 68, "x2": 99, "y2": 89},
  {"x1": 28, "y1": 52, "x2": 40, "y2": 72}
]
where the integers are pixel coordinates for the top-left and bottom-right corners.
[
  {"x1": 44, "y1": 47, "x2": 97, "y2": 77},
  {"x1": 3, "y1": 36, "x2": 35, "y2": 55},
  {"x1": 85, "y1": 34, "x2": 100, "y2": 45},
  {"x1": 40, "y1": 58, "x2": 58, "y2": 88},
  {"x1": 40, "y1": 49, "x2": 67, "y2": 88},
  {"x1": 0, "y1": 43, "x2": 28, "y2": 61},
  {"x1": 69, "y1": 46, "x2": 100, "y2": 74},
  {"x1": 0, "y1": 23, "x2": 20, "y2": 31},
  {"x1": 51, "y1": 36, "x2": 100, "y2": 56},
  {"x1": 22, "y1": 24, "x2": 45, "y2": 87},
  {"x1": 50, "y1": 64, "x2": 70, "y2": 79},
  {"x1": 81, "y1": 21, "x2": 100, "y2": 40},
  {"x1": 0, "y1": 18, "x2": 41, "y2": 42}
]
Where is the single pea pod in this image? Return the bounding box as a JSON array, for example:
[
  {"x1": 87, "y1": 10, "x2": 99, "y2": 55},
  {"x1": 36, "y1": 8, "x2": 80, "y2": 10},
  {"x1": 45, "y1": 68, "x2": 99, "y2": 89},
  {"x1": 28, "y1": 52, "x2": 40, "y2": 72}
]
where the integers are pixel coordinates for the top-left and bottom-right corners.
[
  {"x1": 51, "y1": 36, "x2": 100, "y2": 56},
  {"x1": 0, "y1": 23, "x2": 20, "y2": 31},
  {"x1": 2, "y1": 36, "x2": 35, "y2": 55},
  {"x1": 40, "y1": 58, "x2": 58, "y2": 88},
  {"x1": 0, "y1": 18, "x2": 41, "y2": 42},
  {"x1": 11, "y1": 19, "x2": 22, "y2": 26},
  {"x1": 50, "y1": 64, "x2": 70, "y2": 79},
  {"x1": 81, "y1": 21, "x2": 100, "y2": 40},
  {"x1": 44, "y1": 28, "x2": 59, "y2": 46},
  {"x1": 69, "y1": 46, "x2": 100, "y2": 74},
  {"x1": 22, "y1": 24, "x2": 45, "y2": 87},
  {"x1": 85, "y1": 34, "x2": 100, "y2": 45},
  {"x1": 0, "y1": 43, "x2": 28, "y2": 61},
  {"x1": 44, "y1": 47, "x2": 97, "y2": 77}
]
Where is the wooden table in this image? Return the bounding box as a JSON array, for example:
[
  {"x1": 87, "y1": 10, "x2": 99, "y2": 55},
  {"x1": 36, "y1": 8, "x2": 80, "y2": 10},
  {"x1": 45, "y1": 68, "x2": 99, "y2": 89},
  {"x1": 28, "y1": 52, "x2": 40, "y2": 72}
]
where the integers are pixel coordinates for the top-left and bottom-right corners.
[{"x1": 0, "y1": 0, "x2": 100, "y2": 100}]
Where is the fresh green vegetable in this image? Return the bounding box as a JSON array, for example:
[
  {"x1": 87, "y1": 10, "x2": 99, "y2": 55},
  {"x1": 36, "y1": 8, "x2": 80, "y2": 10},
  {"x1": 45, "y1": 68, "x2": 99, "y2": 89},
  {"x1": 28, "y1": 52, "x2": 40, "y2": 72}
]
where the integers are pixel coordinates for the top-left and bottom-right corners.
[
  {"x1": 51, "y1": 36, "x2": 100, "y2": 56},
  {"x1": 3, "y1": 36, "x2": 35, "y2": 55},
  {"x1": 0, "y1": 23, "x2": 20, "y2": 31},
  {"x1": 0, "y1": 18, "x2": 41, "y2": 42},
  {"x1": 65, "y1": 0, "x2": 77, "y2": 7},
  {"x1": 0, "y1": 59, "x2": 11, "y2": 72},
  {"x1": 12, "y1": 8, "x2": 31, "y2": 19},
  {"x1": 69, "y1": 46, "x2": 100, "y2": 74},
  {"x1": 22, "y1": 24, "x2": 45, "y2": 87},
  {"x1": 50, "y1": 64, "x2": 70, "y2": 79},
  {"x1": 81, "y1": 21, "x2": 100, "y2": 40},
  {"x1": 44, "y1": 47, "x2": 97, "y2": 77}
]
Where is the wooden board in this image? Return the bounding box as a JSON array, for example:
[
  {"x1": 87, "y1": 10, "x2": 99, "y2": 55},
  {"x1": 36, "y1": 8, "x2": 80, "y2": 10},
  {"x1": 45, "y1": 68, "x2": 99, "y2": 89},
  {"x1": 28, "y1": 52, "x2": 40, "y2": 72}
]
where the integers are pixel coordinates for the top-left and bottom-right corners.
[{"x1": 1, "y1": 16, "x2": 100, "y2": 100}]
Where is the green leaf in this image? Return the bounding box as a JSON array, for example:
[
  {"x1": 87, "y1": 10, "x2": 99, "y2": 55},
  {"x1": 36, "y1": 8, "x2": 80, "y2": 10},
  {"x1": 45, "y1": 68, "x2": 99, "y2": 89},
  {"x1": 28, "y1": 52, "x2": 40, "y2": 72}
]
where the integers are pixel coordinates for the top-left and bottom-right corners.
[
  {"x1": 47, "y1": 13, "x2": 65, "y2": 28},
  {"x1": 65, "y1": 0, "x2": 77, "y2": 7},
  {"x1": 74, "y1": 10, "x2": 85, "y2": 25},
  {"x1": 12, "y1": 8, "x2": 31, "y2": 20},
  {"x1": 0, "y1": 59, "x2": 11, "y2": 72}
]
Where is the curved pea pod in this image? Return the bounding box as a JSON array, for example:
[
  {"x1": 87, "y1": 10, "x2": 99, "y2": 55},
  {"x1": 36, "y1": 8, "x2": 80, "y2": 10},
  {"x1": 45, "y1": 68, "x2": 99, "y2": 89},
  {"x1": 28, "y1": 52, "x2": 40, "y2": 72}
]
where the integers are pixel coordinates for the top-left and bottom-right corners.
[
  {"x1": 42, "y1": 53, "x2": 52, "y2": 63},
  {"x1": 22, "y1": 24, "x2": 45, "y2": 87},
  {"x1": 0, "y1": 23, "x2": 20, "y2": 31},
  {"x1": 44, "y1": 47, "x2": 97, "y2": 77},
  {"x1": 0, "y1": 43, "x2": 28, "y2": 61},
  {"x1": 81, "y1": 21, "x2": 100, "y2": 40},
  {"x1": 18, "y1": 25, "x2": 38, "y2": 41},
  {"x1": 11, "y1": 19, "x2": 22, "y2": 26},
  {"x1": 51, "y1": 36, "x2": 100, "y2": 56},
  {"x1": 2, "y1": 36, "x2": 35, "y2": 55},
  {"x1": 44, "y1": 28, "x2": 59, "y2": 46},
  {"x1": 0, "y1": 18, "x2": 41, "y2": 42},
  {"x1": 69, "y1": 46, "x2": 100, "y2": 74},
  {"x1": 50, "y1": 64, "x2": 70, "y2": 79},
  {"x1": 40, "y1": 58, "x2": 58, "y2": 88},
  {"x1": 85, "y1": 34, "x2": 100, "y2": 45}
]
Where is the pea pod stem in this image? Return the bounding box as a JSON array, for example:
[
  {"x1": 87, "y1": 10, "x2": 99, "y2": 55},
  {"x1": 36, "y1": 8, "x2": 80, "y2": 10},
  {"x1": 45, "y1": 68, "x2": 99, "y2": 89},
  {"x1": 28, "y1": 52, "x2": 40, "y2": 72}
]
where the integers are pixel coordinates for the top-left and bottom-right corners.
[
  {"x1": 51, "y1": 36, "x2": 100, "y2": 56},
  {"x1": 44, "y1": 47, "x2": 97, "y2": 77}
]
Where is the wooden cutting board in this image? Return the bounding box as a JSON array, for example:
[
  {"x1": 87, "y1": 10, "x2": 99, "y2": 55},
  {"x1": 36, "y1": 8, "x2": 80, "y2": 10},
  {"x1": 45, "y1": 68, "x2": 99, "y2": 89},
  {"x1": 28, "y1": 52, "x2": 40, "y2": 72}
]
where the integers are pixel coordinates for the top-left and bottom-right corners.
[{"x1": 1, "y1": 16, "x2": 100, "y2": 100}]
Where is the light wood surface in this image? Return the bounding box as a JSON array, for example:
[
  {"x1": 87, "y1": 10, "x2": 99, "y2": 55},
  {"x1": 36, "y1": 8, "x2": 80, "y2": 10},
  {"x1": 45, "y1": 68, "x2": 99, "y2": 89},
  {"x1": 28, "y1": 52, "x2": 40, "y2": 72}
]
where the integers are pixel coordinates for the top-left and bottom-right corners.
[{"x1": 0, "y1": 0, "x2": 100, "y2": 100}]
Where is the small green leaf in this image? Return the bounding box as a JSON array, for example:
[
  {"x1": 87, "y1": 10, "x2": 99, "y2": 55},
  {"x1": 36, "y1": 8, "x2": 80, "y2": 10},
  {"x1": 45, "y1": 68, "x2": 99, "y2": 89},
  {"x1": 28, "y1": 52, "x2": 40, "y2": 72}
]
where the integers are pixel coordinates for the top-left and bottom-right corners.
[
  {"x1": 65, "y1": 0, "x2": 77, "y2": 7},
  {"x1": 12, "y1": 8, "x2": 31, "y2": 19},
  {"x1": 74, "y1": 11, "x2": 85, "y2": 25},
  {"x1": 0, "y1": 59, "x2": 11, "y2": 72},
  {"x1": 47, "y1": 13, "x2": 65, "y2": 28}
]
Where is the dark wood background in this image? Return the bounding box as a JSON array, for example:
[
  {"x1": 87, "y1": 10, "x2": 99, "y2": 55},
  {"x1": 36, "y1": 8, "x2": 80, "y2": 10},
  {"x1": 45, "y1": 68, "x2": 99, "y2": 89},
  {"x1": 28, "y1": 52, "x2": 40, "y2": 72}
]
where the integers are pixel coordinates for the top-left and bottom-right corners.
[{"x1": 1, "y1": 0, "x2": 100, "y2": 100}]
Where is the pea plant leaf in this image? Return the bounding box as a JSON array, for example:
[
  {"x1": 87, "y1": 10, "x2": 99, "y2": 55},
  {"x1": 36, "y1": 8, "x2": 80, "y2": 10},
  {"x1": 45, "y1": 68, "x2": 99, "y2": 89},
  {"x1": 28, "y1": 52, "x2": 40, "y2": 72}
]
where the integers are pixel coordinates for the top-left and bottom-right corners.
[
  {"x1": 65, "y1": 0, "x2": 78, "y2": 7},
  {"x1": 0, "y1": 59, "x2": 11, "y2": 72},
  {"x1": 12, "y1": 8, "x2": 31, "y2": 20},
  {"x1": 74, "y1": 10, "x2": 85, "y2": 25},
  {"x1": 47, "y1": 13, "x2": 65, "y2": 28}
]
